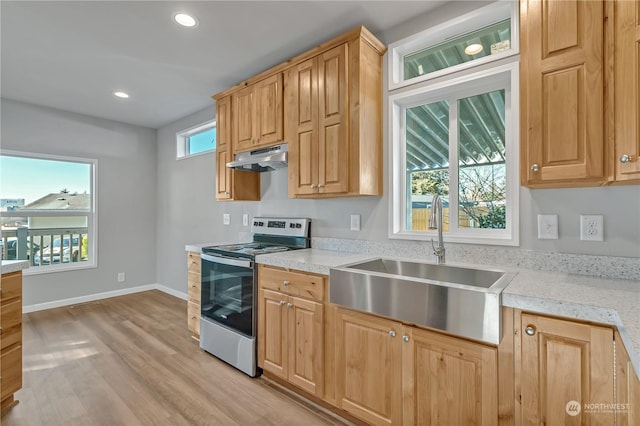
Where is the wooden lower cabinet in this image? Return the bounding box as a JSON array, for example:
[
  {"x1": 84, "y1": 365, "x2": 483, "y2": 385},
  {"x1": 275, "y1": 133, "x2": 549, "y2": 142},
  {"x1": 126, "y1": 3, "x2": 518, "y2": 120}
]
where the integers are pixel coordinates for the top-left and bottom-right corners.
[
  {"x1": 334, "y1": 308, "x2": 403, "y2": 426},
  {"x1": 616, "y1": 331, "x2": 640, "y2": 425},
  {"x1": 1, "y1": 271, "x2": 23, "y2": 412},
  {"x1": 517, "y1": 312, "x2": 615, "y2": 425},
  {"x1": 186, "y1": 251, "x2": 201, "y2": 340},
  {"x1": 404, "y1": 326, "x2": 498, "y2": 426},
  {"x1": 258, "y1": 265, "x2": 325, "y2": 398},
  {"x1": 334, "y1": 307, "x2": 498, "y2": 426}
]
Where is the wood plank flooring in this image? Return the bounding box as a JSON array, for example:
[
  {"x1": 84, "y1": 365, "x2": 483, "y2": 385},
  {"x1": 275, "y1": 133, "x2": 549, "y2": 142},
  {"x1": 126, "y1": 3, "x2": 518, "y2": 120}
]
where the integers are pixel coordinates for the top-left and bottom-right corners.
[{"x1": 1, "y1": 290, "x2": 350, "y2": 426}]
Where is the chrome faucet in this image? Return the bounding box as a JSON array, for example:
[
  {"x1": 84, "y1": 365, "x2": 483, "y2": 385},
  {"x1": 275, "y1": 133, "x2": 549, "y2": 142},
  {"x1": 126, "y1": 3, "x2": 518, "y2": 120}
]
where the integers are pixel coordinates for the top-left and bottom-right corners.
[{"x1": 428, "y1": 194, "x2": 446, "y2": 264}]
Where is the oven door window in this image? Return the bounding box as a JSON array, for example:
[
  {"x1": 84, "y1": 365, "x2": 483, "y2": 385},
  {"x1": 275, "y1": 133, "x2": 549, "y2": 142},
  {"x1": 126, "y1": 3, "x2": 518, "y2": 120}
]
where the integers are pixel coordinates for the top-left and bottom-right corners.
[{"x1": 201, "y1": 257, "x2": 254, "y2": 337}]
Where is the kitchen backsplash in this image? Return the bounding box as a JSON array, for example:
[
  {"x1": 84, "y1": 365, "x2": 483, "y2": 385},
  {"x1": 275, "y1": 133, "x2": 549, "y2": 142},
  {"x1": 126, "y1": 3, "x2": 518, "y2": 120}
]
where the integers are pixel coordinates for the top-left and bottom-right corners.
[{"x1": 312, "y1": 237, "x2": 640, "y2": 281}]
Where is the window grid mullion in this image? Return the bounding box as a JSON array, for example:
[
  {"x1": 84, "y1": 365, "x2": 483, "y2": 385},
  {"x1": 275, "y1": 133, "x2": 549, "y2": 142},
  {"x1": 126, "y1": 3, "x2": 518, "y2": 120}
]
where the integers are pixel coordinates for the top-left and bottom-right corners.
[{"x1": 448, "y1": 96, "x2": 459, "y2": 237}]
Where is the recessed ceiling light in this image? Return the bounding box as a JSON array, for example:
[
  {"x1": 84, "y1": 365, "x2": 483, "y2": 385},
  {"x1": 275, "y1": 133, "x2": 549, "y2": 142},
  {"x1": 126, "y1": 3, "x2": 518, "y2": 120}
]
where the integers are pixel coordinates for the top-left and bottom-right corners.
[
  {"x1": 114, "y1": 91, "x2": 130, "y2": 99},
  {"x1": 174, "y1": 13, "x2": 198, "y2": 28},
  {"x1": 464, "y1": 43, "x2": 484, "y2": 56}
]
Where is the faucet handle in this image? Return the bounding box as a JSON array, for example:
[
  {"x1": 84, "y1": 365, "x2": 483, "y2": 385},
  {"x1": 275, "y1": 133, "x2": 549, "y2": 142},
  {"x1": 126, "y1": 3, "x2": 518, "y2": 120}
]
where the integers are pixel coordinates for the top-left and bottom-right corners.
[{"x1": 430, "y1": 238, "x2": 438, "y2": 254}]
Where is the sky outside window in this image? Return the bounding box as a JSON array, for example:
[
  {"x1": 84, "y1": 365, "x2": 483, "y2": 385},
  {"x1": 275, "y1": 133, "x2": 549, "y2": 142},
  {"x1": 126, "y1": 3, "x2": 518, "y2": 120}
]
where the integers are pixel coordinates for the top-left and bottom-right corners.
[{"x1": 0, "y1": 155, "x2": 91, "y2": 204}]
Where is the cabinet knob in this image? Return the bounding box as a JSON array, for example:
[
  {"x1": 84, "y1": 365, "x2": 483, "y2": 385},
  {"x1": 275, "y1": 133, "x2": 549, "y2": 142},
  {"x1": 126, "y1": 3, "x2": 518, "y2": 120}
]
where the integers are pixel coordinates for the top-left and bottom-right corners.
[
  {"x1": 524, "y1": 325, "x2": 536, "y2": 336},
  {"x1": 191, "y1": 316, "x2": 197, "y2": 320},
  {"x1": 225, "y1": 191, "x2": 230, "y2": 195},
  {"x1": 620, "y1": 154, "x2": 631, "y2": 163},
  {"x1": 283, "y1": 280, "x2": 289, "y2": 286},
  {"x1": 279, "y1": 300, "x2": 285, "y2": 305},
  {"x1": 317, "y1": 183, "x2": 324, "y2": 188},
  {"x1": 388, "y1": 330, "x2": 396, "y2": 337},
  {"x1": 530, "y1": 164, "x2": 540, "y2": 172},
  {"x1": 287, "y1": 303, "x2": 293, "y2": 309},
  {"x1": 402, "y1": 335, "x2": 410, "y2": 342},
  {"x1": 310, "y1": 184, "x2": 317, "y2": 189}
]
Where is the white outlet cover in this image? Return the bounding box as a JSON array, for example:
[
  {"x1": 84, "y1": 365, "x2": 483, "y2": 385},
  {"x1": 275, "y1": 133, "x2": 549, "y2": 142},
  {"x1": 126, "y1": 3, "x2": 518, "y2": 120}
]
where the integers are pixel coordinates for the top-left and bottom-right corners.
[
  {"x1": 243, "y1": 214, "x2": 249, "y2": 227},
  {"x1": 580, "y1": 215, "x2": 604, "y2": 241},
  {"x1": 537, "y1": 214, "x2": 558, "y2": 239},
  {"x1": 223, "y1": 213, "x2": 230, "y2": 225}
]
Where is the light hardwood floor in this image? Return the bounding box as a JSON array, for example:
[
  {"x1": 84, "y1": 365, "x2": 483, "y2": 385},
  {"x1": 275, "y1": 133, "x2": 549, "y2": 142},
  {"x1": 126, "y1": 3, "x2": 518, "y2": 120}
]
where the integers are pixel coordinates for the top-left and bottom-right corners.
[{"x1": 1, "y1": 290, "x2": 350, "y2": 426}]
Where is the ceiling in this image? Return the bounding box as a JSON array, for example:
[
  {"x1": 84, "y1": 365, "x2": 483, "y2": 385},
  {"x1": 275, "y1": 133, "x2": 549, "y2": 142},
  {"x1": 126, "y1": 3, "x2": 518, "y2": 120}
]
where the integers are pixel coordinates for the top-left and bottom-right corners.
[{"x1": 1, "y1": 1, "x2": 446, "y2": 129}]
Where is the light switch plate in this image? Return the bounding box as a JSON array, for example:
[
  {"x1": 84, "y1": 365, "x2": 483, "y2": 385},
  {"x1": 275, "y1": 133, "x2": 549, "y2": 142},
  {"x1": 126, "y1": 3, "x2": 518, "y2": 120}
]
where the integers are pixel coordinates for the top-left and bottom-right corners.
[
  {"x1": 223, "y1": 213, "x2": 230, "y2": 225},
  {"x1": 350, "y1": 214, "x2": 361, "y2": 231},
  {"x1": 537, "y1": 214, "x2": 558, "y2": 239}
]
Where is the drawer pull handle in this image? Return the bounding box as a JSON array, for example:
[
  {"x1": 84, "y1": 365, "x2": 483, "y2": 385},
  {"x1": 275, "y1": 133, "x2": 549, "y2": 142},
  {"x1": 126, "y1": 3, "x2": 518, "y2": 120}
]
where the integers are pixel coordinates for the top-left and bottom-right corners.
[
  {"x1": 283, "y1": 280, "x2": 289, "y2": 286},
  {"x1": 279, "y1": 300, "x2": 285, "y2": 305},
  {"x1": 388, "y1": 330, "x2": 396, "y2": 337}
]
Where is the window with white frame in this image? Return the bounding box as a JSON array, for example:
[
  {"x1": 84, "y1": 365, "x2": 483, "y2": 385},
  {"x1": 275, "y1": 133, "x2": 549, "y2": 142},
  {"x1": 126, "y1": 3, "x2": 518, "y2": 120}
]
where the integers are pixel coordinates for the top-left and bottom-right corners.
[
  {"x1": 389, "y1": 2, "x2": 519, "y2": 246},
  {"x1": 0, "y1": 151, "x2": 96, "y2": 273},
  {"x1": 176, "y1": 120, "x2": 216, "y2": 158}
]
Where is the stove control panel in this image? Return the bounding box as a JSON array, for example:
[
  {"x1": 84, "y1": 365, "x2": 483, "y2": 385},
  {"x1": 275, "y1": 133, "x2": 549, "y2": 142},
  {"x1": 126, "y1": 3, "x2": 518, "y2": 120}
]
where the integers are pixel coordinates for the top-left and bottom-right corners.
[{"x1": 251, "y1": 217, "x2": 310, "y2": 237}]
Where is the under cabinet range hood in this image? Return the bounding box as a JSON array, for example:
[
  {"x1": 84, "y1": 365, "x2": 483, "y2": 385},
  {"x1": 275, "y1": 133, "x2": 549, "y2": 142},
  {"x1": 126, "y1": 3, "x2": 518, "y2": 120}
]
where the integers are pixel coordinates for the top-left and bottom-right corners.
[{"x1": 226, "y1": 144, "x2": 288, "y2": 172}]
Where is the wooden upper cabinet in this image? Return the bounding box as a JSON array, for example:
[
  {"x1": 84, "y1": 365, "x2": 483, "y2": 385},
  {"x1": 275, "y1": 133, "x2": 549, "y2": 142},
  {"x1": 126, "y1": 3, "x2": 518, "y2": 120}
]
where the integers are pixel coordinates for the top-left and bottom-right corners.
[
  {"x1": 215, "y1": 96, "x2": 259, "y2": 201},
  {"x1": 287, "y1": 45, "x2": 349, "y2": 196},
  {"x1": 233, "y1": 73, "x2": 284, "y2": 153},
  {"x1": 613, "y1": 0, "x2": 640, "y2": 182},
  {"x1": 519, "y1": 312, "x2": 614, "y2": 425},
  {"x1": 286, "y1": 30, "x2": 385, "y2": 198},
  {"x1": 520, "y1": 0, "x2": 605, "y2": 187}
]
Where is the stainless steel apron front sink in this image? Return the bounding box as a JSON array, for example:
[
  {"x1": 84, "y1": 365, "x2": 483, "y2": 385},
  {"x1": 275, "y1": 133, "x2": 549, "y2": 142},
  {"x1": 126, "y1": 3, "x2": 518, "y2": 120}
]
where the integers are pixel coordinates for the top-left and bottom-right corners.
[{"x1": 329, "y1": 258, "x2": 516, "y2": 345}]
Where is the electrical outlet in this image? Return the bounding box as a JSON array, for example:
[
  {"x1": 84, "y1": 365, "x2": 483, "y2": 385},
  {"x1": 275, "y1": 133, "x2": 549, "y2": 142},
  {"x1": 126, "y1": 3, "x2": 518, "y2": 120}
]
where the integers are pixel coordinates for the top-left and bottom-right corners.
[
  {"x1": 537, "y1": 214, "x2": 558, "y2": 239},
  {"x1": 243, "y1": 214, "x2": 249, "y2": 227},
  {"x1": 117, "y1": 272, "x2": 125, "y2": 283},
  {"x1": 350, "y1": 214, "x2": 361, "y2": 231},
  {"x1": 223, "y1": 213, "x2": 230, "y2": 225},
  {"x1": 580, "y1": 215, "x2": 604, "y2": 241}
]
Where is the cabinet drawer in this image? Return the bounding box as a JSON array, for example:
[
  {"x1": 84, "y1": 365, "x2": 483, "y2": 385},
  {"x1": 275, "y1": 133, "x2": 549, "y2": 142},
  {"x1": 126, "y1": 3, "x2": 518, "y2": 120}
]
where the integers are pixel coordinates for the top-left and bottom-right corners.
[
  {"x1": 187, "y1": 302, "x2": 200, "y2": 336},
  {"x1": 0, "y1": 344, "x2": 22, "y2": 401},
  {"x1": 187, "y1": 252, "x2": 201, "y2": 273},
  {"x1": 0, "y1": 325, "x2": 21, "y2": 351},
  {"x1": 187, "y1": 273, "x2": 201, "y2": 303},
  {"x1": 259, "y1": 265, "x2": 325, "y2": 301},
  {"x1": 0, "y1": 298, "x2": 22, "y2": 351},
  {"x1": 0, "y1": 272, "x2": 22, "y2": 302}
]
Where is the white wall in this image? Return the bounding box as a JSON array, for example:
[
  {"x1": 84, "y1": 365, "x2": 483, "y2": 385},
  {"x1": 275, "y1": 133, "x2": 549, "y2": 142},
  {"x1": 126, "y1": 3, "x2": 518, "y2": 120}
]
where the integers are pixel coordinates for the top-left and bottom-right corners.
[
  {"x1": 1, "y1": 98, "x2": 158, "y2": 306},
  {"x1": 156, "y1": 0, "x2": 639, "y2": 295}
]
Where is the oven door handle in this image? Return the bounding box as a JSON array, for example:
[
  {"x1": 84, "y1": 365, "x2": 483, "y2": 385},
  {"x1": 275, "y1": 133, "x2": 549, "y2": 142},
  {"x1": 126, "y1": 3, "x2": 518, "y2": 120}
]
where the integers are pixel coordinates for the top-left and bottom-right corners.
[{"x1": 201, "y1": 253, "x2": 253, "y2": 269}]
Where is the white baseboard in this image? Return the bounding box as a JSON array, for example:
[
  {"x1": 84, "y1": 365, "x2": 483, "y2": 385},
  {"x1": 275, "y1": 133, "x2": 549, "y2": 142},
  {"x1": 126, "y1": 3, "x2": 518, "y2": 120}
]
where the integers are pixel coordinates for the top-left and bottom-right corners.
[{"x1": 22, "y1": 284, "x2": 188, "y2": 313}]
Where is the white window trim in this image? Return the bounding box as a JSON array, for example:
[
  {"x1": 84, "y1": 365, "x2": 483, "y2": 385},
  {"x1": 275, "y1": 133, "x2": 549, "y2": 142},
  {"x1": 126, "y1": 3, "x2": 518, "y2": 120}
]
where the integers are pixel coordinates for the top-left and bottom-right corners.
[
  {"x1": 388, "y1": 0, "x2": 519, "y2": 91},
  {"x1": 0, "y1": 149, "x2": 98, "y2": 274},
  {"x1": 176, "y1": 119, "x2": 216, "y2": 159},
  {"x1": 388, "y1": 61, "x2": 520, "y2": 246}
]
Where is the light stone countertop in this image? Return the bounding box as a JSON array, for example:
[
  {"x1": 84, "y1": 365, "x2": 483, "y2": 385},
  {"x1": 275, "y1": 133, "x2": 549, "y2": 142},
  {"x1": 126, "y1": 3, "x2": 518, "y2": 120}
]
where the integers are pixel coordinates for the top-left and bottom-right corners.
[
  {"x1": 256, "y1": 248, "x2": 640, "y2": 376},
  {"x1": 1, "y1": 260, "x2": 29, "y2": 274}
]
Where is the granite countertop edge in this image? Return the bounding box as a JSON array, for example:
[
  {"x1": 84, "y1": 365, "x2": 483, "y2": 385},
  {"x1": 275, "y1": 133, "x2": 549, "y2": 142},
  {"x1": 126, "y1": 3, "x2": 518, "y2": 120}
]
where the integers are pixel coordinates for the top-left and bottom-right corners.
[
  {"x1": 255, "y1": 248, "x2": 640, "y2": 377},
  {"x1": 1, "y1": 260, "x2": 30, "y2": 274}
]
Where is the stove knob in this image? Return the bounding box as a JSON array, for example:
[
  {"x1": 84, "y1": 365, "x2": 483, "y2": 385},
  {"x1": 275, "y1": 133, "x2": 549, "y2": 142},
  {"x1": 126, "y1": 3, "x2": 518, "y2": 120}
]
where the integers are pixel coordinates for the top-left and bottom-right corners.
[{"x1": 296, "y1": 223, "x2": 302, "y2": 228}]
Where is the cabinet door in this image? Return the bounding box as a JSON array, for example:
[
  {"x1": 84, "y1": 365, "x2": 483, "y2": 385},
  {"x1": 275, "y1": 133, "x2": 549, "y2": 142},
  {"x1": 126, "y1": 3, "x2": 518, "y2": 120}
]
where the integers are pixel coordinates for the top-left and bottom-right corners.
[
  {"x1": 215, "y1": 149, "x2": 232, "y2": 200},
  {"x1": 521, "y1": 0, "x2": 605, "y2": 186},
  {"x1": 216, "y1": 95, "x2": 231, "y2": 152},
  {"x1": 259, "y1": 289, "x2": 288, "y2": 380},
  {"x1": 403, "y1": 326, "x2": 498, "y2": 426},
  {"x1": 318, "y1": 44, "x2": 349, "y2": 194},
  {"x1": 233, "y1": 85, "x2": 255, "y2": 153},
  {"x1": 615, "y1": 332, "x2": 640, "y2": 426},
  {"x1": 335, "y1": 308, "x2": 402, "y2": 426},
  {"x1": 614, "y1": 0, "x2": 640, "y2": 181},
  {"x1": 254, "y1": 73, "x2": 283, "y2": 148},
  {"x1": 286, "y1": 58, "x2": 319, "y2": 196},
  {"x1": 520, "y1": 313, "x2": 614, "y2": 425},
  {"x1": 287, "y1": 296, "x2": 324, "y2": 396}
]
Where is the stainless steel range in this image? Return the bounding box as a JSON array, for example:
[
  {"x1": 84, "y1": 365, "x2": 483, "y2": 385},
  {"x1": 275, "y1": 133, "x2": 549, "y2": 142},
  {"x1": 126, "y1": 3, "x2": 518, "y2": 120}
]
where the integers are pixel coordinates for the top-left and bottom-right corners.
[{"x1": 199, "y1": 217, "x2": 311, "y2": 377}]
